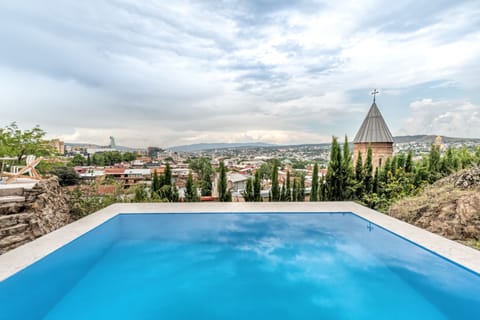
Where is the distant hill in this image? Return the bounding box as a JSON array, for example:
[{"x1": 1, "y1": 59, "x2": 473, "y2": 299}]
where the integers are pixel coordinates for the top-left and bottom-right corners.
[
  {"x1": 394, "y1": 135, "x2": 480, "y2": 144},
  {"x1": 166, "y1": 142, "x2": 276, "y2": 152}
]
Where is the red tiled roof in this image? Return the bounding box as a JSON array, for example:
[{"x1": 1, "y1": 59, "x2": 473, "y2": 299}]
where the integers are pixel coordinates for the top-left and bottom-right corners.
[
  {"x1": 104, "y1": 168, "x2": 125, "y2": 174},
  {"x1": 97, "y1": 185, "x2": 116, "y2": 195},
  {"x1": 200, "y1": 196, "x2": 218, "y2": 201}
]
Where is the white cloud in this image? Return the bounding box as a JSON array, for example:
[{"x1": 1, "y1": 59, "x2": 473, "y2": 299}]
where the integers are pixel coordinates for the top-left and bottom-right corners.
[
  {"x1": 1, "y1": 0, "x2": 479, "y2": 146},
  {"x1": 403, "y1": 98, "x2": 480, "y2": 138}
]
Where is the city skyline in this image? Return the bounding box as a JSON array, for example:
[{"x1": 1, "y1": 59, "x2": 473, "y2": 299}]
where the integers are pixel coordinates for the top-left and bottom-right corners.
[{"x1": 1, "y1": 1, "x2": 479, "y2": 148}]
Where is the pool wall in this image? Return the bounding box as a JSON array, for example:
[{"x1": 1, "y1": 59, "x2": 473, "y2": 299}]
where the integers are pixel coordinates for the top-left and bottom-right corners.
[
  {"x1": 0, "y1": 217, "x2": 120, "y2": 319},
  {"x1": 1, "y1": 202, "x2": 480, "y2": 282}
]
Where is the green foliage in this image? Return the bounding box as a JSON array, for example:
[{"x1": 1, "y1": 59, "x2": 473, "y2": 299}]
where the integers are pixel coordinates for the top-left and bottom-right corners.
[
  {"x1": 71, "y1": 154, "x2": 87, "y2": 166},
  {"x1": 0, "y1": 122, "x2": 54, "y2": 160},
  {"x1": 164, "y1": 163, "x2": 172, "y2": 186},
  {"x1": 285, "y1": 171, "x2": 291, "y2": 201},
  {"x1": 218, "y1": 161, "x2": 231, "y2": 202},
  {"x1": 270, "y1": 159, "x2": 280, "y2": 201},
  {"x1": 68, "y1": 187, "x2": 118, "y2": 220},
  {"x1": 363, "y1": 146, "x2": 373, "y2": 194},
  {"x1": 326, "y1": 137, "x2": 343, "y2": 200},
  {"x1": 152, "y1": 170, "x2": 161, "y2": 194},
  {"x1": 50, "y1": 166, "x2": 80, "y2": 186},
  {"x1": 258, "y1": 161, "x2": 274, "y2": 180},
  {"x1": 341, "y1": 135, "x2": 354, "y2": 200},
  {"x1": 134, "y1": 184, "x2": 149, "y2": 202},
  {"x1": 297, "y1": 174, "x2": 305, "y2": 201},
  {"x1": 310, "y1": 163, "x2": 319, "y2": 201},
  {"x1": 253, "y1": 170, "x2": 262, "y2": 201},
  {"x1": 354, "y1": 151, "x2": 364, "y2": 199},
  {"x1": 122, "y1": 152, "x2": 137, "y2": 162},
  {"x1": 185, "y1": 171, "x2": 198, "y2": 202},
  {"x1": 190, "y1": 157, "x2": 213, "y2": 196},
  {"x1": 243, "y1": 177, "x2": 254, "y2": 202}
]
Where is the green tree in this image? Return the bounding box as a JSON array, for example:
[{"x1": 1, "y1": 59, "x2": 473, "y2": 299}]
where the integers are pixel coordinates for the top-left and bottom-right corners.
[
  {"x1": 405, "y1": 150, "x2": 413, "y2": 173},
  {"x1": 292, "y1": 177, "x2": 298, "y2": 202},
  {"x1": 218, "y1": 161, "x2": 231, "y2": 202},
  {"x1": 363, "y1": 146, "x2": 373, "y2": 194},
  {"x1": 71, "y1": 154, "x2": 86, "y2": 166},
  {"x1": 253, "y1": 170, "x2": 262, "y2": 201},
  {"x1": 280, "y1": 179, "x2": 287, "y2": 201},
  {"x1": 190, "y1": 157, "x2": 214, "y2": 196},
  {"x1": 341, "y1": 135, "x2": 354, "y2": 199},
  {"x1": 134, "y1": 185, "x2": 148, "y2": 202},
  {"x1": 285, "y1": 171, "x2": 292, "y2": 201},
  {"x1": 164, "y1": 163, "x2": 172, "y2": 186},
  {"x1": 310, "y1": 163, "x2": 319, "y2": 201},
  {"x1": 243, "y1": 177, "x2": 254, "y2": 202},
  {"x1": 184, "y1": 171, "x2": 198, "y2": 202},
  {"x1": 152, "y1": 170, "x2": 161, "y2": 194},
  {"x1": 50, "y1": 166, "x2": 80, "y2": 186},
  {"x1": 270, "y1": 159, "x2": 280, "y2": 201},
  {"x1": 326, "y1": 137, "x2": 343, "y2": 200},
  {"x1": 122, "y1": 152, "x2": 137, "y2": 162},
  {"x1": 298, "y1": 174, "x2": 305, "y2": 201},
  {"x1": 354, "y1": 151, "x2": 364, "y2": 199},
  {"x1": 0, "y1": 122, "x2": 54, "y2": 160}
]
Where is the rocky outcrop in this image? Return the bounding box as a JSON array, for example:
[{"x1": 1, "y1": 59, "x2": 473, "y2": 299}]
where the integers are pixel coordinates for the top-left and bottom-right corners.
[
  {"x1": 389, "y1": 168, "x2": 480, "y2": 248},
  {"x1": 0, "y1": 177, "x2": 70, "y2": 254}
]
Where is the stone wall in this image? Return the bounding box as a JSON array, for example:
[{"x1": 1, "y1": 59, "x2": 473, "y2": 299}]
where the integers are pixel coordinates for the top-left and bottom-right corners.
[
  {"x1": 0, "y1": 177, "x2": 70, "y2": 254},
  {"x1": 353, "y1": 142, "x2": 393, "y2": 172}
]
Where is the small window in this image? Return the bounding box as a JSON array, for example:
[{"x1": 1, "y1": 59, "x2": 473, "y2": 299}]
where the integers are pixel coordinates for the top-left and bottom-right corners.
[{"x1": 378, "y1": 158, "x2": 382, "y2": 167}]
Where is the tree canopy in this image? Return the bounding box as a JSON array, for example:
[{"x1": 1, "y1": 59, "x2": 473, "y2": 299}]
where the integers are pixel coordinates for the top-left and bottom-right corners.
[{"x1": 0, "y1": 122, "x2": 54, "y2": 161}]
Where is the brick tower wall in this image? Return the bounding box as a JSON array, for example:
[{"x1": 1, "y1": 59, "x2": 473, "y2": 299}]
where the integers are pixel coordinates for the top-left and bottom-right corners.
[{"x1": 353, "y1": 142, "x2": 393, "y2": 172}]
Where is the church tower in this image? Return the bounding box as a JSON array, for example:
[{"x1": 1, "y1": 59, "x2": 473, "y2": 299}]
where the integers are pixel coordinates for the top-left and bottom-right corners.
[{"x1": 353, "y1": 90, "x2": 393, "y2": 171}]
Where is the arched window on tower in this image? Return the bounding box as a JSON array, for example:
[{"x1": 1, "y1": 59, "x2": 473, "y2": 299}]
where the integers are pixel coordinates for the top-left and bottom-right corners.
[{"x1": 378, "y1": 158, "x2": 382, "y2": 168}]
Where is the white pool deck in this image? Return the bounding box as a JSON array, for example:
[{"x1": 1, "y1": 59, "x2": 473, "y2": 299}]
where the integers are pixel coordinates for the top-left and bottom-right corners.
[{"x1": 1, "y1": 202, "x2": 480, "y2": 281}]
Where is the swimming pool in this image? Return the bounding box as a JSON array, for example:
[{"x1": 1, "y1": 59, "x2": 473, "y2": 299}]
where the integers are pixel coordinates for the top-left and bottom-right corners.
[{"x1": 1, "y1": 205, "x2": 479, "y2": 319}]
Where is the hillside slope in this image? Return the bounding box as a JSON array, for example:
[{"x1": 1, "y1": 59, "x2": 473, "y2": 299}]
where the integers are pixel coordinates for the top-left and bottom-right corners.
[{"x1": 389, "y1": 168, "x2": 480, "y2": 249}]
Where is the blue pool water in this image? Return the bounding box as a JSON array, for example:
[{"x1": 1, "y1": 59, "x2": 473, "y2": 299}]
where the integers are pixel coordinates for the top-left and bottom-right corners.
[{"x1": 1, "y1": 213, "x2": 479, "y2": 319}]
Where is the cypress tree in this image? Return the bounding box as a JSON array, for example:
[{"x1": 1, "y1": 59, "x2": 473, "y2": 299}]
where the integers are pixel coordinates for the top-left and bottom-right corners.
[
  {"x1": 373, "y1": 167, "x2": 379, "y2": 194},
  {"x1": 326, "y1": 136, "x2": 343, "y2": 200},
  {"x1": 270, "y1": 159, "x2": 280, "y2": 201},
  {"x1": 364, "y1": 146, "x2": 373, "y2": 194},
  {"x1": 253, "y1": 170, "x2": 261, "y2": 201},
  {"x1": 298, "y1": 175, "x2": 305, "y2": 201},
  {"x1": 319, "y1": 175, "x2": 326, "y2": 201},
  {"x1": 354, "y1": 151, "x2": 364, "y2": 199},
  {"x1": 285, "y1": 171, "x2": 291, "y2": 201},
  {"x1": 164, "y1": 163, "x2": 172, "y2": 186},
  {"x1": 218, "y1": 161, "x2": 230, "y2": 202},
  {"x1": 292, "y1": 178, "x2": 297, "y2": 202},
  {"x1": 405, "y1": 150, "x2": 413, "y2": 173},
  {"x1": 310, "y1": 163, "x2": 319, "y2": 201},
  {"x1": 280, "y1": 180, "x2": 287, "y2": 201},
  {"x1": 243, "y1": 177, "x2": 254, "y2": 202},
  {"x1": 185, "y1": 171, "x2": 198, "y2": 202},
  {"x1": 341, "y1": 135, "x2": 354, "y2": 199},
  {"x1": 152, "y1": 170, "x2": 160, "y2": 194}
]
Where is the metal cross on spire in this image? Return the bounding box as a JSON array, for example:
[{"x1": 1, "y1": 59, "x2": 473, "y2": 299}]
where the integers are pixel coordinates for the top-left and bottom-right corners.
[{"x1": 371, "y1": 89, "x2": 379, "y2": 103}]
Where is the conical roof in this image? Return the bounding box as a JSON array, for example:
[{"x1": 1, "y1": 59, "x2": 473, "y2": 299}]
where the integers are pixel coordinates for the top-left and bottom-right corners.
[{"x1": 353, "y1": 101, "x2": 393, "y2": 143}]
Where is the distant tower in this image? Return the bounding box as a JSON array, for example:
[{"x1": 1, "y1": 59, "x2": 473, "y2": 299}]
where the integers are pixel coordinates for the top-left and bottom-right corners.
[
  {"x1": 434, "y1": 135, "x2": 446, "y2": 151},
  {"x1": 353, "y1": 90, "x2": 393, "y2": 171},
  {"x1": 109, "y1": 136, "x2": 117, "y2": 149}
]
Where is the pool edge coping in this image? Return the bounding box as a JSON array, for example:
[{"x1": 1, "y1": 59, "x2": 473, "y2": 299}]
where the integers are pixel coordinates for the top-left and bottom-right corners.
[{"x1": 1, "y1": 202, "x2": 480, "y2": 281}]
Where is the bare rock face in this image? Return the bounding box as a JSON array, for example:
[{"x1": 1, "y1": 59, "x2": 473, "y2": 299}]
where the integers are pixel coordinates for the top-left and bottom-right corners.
[
  {"x1": 0, "y1": 177, "x2": 70, "y2": 254},
  {"x1": 389, "y1": 168, "x2": 480, "y2": 247}
]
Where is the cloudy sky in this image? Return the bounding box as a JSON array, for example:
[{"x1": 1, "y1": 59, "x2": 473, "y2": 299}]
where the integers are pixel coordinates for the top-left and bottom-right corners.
[{"x1": 1, "y1": 0, "x2": 479, "y2": 147}]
